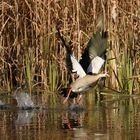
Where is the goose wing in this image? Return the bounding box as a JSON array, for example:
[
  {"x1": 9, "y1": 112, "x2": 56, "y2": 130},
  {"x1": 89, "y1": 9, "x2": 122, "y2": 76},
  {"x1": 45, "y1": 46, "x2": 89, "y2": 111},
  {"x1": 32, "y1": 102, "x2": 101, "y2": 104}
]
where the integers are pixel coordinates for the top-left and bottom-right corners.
[
  {"x1": 63, "y1": 52, "x2": 86, "y2": 78},
  {"x1": 87, "y1": 56, "x2": 105, "y2": 74},
  {"x1": 80, "y1": 30, "x2": 108, "y2": 73},
  {"x1": 57, "y1": 28, "x2": 86, "y2": 78},
  {"x1": 70, "y1": 55, "x2": 86, "y2": 78}
]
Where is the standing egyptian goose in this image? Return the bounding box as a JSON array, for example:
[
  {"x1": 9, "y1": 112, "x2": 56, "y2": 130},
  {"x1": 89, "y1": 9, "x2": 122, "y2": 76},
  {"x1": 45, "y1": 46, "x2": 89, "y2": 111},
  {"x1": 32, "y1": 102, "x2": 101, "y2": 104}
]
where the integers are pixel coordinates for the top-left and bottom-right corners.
[{"x1": 57, "y1": 29, "x2": 109, "y2": 104}]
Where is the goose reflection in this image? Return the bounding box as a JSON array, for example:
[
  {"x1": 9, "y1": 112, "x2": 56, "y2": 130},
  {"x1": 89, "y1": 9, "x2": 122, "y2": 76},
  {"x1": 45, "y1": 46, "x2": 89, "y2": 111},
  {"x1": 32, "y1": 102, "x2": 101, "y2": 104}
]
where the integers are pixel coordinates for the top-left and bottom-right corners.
[
  {"x1": 61, "y1": 111, "x2": 84, "y2": 130},
  {"x1": 61, "y1": 111, "x2": 89, "y2": 139}
]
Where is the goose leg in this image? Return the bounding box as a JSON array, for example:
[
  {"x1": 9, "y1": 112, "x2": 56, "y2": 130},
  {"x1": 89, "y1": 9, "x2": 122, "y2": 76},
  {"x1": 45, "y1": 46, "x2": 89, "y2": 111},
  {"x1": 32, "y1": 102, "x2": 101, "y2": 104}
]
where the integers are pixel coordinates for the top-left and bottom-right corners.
[
  {"x1": 76, "y1": 94, "x2": 82, "y2": 104},
  {"x1": 63, "y1": 88, "x2": 72, "y2": 104}
]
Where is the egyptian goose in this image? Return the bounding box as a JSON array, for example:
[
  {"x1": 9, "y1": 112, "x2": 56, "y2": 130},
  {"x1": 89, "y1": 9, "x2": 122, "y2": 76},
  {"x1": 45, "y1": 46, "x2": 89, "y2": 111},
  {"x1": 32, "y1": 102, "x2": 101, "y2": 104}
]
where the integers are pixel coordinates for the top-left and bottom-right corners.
[{"x1": 57, "y1": 29, "x2": 109, "y2": 104}]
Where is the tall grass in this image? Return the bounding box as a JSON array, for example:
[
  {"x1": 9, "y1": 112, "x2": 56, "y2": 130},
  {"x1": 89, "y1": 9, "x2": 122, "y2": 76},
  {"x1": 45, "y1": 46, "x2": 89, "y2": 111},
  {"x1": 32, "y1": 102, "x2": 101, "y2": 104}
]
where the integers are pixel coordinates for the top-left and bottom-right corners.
[
  {"x1": 25, "y1": 54, "x2": 32, "y2": 94},
  {"x1": 0, "y1": 0, "x2": 139, "y2": 94}
]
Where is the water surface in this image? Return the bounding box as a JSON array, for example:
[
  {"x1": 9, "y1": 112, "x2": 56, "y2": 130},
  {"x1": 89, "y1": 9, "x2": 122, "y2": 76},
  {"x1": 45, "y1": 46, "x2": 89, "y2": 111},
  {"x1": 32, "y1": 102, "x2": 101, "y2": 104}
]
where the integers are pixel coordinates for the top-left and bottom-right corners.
[{"x1": 0, "y1": 92, "x2": 140, "y2": 140}]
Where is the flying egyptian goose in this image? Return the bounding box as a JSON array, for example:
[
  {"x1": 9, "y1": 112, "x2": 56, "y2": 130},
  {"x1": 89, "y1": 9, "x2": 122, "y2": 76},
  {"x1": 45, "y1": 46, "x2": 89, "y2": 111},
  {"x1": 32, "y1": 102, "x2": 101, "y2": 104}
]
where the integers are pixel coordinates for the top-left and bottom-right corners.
[{"x1": 57, "y1": 29, "x2": 109, "y2": 104}]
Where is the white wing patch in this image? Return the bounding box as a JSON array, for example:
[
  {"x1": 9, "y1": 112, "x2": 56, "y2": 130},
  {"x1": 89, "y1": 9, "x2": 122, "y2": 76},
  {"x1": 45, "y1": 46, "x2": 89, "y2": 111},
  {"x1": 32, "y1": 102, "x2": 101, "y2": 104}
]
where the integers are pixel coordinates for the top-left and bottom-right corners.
[
  {"x1": 87, "y1": 56, "x2": 105, "y2": 74},
  {"x1": 70, "y1": 55, "x2": 86, "y2": 78}
]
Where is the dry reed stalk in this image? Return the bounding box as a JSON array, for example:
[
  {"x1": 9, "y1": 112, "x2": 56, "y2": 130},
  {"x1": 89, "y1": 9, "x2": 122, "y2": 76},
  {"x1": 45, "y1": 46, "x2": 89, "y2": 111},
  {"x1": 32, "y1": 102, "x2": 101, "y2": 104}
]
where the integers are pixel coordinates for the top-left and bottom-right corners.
[{"x1": 0, "y1": 0, "x2": 139, "y2": 94}]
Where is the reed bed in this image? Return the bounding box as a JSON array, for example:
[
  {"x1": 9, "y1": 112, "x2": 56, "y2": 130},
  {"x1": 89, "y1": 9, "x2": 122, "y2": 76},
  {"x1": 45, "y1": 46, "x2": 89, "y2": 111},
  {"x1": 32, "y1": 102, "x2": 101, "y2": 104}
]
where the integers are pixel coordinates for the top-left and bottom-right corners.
[{"x1": 0, "y1": 0, "x2": 139, "y2": 94}]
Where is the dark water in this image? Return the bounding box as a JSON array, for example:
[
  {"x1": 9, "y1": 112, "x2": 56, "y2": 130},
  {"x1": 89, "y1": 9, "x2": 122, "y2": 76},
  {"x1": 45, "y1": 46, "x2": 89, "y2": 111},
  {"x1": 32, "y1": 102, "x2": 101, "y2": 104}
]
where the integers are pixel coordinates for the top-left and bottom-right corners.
[{"x1": 0, "y1": 92, "x2": 140, "y2": 140}]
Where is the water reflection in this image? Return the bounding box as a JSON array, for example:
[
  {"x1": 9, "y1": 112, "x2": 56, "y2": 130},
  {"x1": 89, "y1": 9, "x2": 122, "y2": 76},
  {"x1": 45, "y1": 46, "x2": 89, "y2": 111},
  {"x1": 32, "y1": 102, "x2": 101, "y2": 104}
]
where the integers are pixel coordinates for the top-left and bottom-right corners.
[
  {"x1": 61, "y1": 111, "x2": 83, "y2": 130},
  {"x1": 15, "y1": 110, "x2": 34, "y2": 125},
  {"x1": 0, "y1": 100, "x2": 4, "y2": 105},
  {"x1": 61, "y1": 110, "x2": 91, "y2": 140},
  {"x1": 0, "y1": 93, "x2": 140, "y2": 139}
]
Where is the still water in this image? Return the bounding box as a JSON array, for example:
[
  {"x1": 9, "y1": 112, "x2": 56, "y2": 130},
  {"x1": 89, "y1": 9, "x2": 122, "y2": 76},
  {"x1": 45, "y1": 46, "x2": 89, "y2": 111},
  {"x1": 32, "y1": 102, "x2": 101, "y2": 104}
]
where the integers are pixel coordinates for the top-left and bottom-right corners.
[{"x1": 0, "y1": 91, "x2": 140, "y2": 140}]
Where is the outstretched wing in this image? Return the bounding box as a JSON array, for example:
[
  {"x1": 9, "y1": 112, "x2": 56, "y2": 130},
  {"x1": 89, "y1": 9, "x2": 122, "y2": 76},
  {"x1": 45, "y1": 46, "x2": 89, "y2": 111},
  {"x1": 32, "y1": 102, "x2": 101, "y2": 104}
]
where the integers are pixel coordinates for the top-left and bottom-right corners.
[
  {"x1": 57, "y1": 28, "x2": 86, "y2": 78},
  {"x1": 88, "y1": 31, "x2": 108, "y2": 60},
  {"x1": 87, "y1": 56, "x2": 105, "y2": 74},
  {"x1": 70, "y1": 55, "x2": 86, "y2": 78},
  {"x1": 80, "y1": 30, "x2": 108, "y2": 73}
]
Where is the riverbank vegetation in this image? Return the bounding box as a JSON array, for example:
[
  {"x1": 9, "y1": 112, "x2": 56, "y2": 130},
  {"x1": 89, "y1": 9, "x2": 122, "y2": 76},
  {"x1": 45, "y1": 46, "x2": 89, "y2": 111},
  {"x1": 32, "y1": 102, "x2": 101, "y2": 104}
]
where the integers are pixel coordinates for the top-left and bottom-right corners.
[{"x1": 0, "y1": 0, "x2": 139, "y2": 94}]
